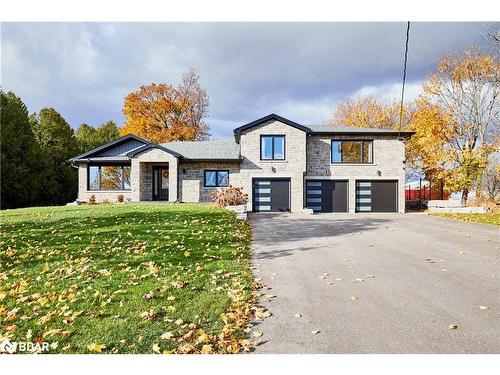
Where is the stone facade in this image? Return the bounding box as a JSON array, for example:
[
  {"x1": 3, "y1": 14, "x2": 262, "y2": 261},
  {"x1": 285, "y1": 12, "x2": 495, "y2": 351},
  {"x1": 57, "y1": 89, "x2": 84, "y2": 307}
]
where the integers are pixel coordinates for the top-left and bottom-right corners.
[
  {"x1": 133, "y1": 148, "x2": 178, "y2": 202},
  {"x1": 306, "y1": 135, "x2": 406, "y2": 213},
  {"x1": 178, "y1": 161, "x2": 241, "y2": 203},
  {"x1": 77, "y1": 164, "x2": 133, "y2": 203},
  {"x1": 75, "y1": 120, "x2": 408, "y2": 213},
  {"x1": 235, "y1": 120, "x2": 308, "y2": 213}
]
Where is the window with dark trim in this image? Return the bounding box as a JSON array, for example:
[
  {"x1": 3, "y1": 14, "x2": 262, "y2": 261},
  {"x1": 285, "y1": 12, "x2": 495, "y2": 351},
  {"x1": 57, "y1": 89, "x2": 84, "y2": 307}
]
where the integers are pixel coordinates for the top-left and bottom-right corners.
[
  {"x1": 87, "y1": 165, "x2": 131, "y2": 190},
  {"x1": 204, "y1": 170, "x2": 229, "y2": 187},
  {"x1": 331, "y1": 140, "x2": 373, "y2": 164},
  {"x1": 260, "y1": 135, "x2": 285, "y2": 160}
]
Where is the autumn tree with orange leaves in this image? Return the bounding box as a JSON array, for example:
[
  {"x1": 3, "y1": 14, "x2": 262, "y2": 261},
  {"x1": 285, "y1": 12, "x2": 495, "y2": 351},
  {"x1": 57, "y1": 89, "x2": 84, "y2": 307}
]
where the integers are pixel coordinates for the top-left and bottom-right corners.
[
  {"x1": 120, "y1": 70, "x2": 210, "y2": 143},
  {"x1": 331, "y1": 47, "x2": 499, "y2": 203},
  {"x1": 420, "y1": 47, "x2": 499, "y2": 203},
  {"x1": 330, "y1": 96, "x2": 413, "y2": 129}
]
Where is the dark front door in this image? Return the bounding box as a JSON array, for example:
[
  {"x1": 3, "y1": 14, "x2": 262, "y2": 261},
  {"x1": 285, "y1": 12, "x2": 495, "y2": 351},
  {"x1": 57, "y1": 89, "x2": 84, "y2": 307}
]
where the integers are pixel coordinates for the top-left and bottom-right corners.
[
  {"x1": 152, "y1": 167, "x2": 169, "y2": 201},
  {"x1": 252, "y1": 178, "x2": 290, "y2": 212},
  {"x1": 356, "y1": 180, "x2": 398, "y2": 212},
  {"x1": 306, "y1": 180, "x2": 348, "y2": 213}
]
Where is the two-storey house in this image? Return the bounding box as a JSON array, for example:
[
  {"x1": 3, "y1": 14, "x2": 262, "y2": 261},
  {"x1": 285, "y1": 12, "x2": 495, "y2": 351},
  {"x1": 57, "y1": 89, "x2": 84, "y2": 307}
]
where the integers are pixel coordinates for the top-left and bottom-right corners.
[{"x1": 70, "y1": 114, "x2": 414, "y2": 213}]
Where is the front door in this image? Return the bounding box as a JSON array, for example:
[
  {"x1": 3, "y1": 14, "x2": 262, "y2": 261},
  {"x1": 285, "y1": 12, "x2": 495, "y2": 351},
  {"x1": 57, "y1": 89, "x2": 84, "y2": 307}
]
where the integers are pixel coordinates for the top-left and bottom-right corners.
[{"x1": 152, "y1": 167, "x2": 169, "y2": 201}]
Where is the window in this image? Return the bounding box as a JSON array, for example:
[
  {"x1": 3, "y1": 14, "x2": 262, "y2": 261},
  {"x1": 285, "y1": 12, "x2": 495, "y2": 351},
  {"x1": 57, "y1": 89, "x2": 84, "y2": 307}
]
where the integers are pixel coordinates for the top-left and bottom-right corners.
[
  {"x1": 87, "y1": 165, "x2": 131, "y2": 190},
  {"x1": 204, "y1": 170, "x2": 229, "y2": 187},
  {"x1": 260, "y1": 135, "x2": 285, "y2": 160},
  {"x1": 331, "y1": 140, "x2": 373, "y2": 164}
]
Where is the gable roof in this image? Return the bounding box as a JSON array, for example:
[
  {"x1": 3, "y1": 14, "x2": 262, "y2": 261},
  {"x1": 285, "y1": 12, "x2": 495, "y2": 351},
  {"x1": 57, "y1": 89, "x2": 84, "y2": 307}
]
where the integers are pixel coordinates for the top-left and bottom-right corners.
[
  {"x1": 161, "y1": 139, "x2": 241, "y2": 161},
  {"x1": 233, "y1": 113, "x2": 310, "y2": 138},
  {"x1": 126, "y1": 143, "x2": 182, "y2": 158},
  {"x1": 69, "y1": 134, "x2": 150, "y2": 162}
]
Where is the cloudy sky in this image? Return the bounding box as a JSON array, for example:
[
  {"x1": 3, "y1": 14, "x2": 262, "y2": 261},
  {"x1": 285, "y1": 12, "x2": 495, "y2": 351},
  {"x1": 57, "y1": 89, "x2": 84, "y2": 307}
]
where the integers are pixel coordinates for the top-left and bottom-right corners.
[{"x1": 1, "y1": 22, "x2": 495, "y2": 137}]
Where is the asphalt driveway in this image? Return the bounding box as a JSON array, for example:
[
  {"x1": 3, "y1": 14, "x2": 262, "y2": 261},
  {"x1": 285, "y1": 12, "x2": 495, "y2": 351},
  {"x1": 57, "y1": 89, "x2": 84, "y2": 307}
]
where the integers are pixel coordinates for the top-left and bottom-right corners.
[{"x1": 250, "y1": 213, "x2": 499, "y2": 353}]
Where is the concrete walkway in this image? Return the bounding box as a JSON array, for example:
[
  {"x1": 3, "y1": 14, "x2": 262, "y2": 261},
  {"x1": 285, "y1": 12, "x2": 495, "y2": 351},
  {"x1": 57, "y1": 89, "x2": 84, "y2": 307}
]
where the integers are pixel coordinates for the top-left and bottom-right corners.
[{"x1": 250, "y1": 213, "x2": 500, "y2": 353}]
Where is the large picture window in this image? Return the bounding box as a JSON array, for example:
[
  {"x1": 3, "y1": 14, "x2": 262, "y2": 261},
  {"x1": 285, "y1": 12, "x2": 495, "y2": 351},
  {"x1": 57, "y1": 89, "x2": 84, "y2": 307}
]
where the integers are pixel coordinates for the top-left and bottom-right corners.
[
  {"x1": 260, "y1": 135, "x2": 285, "y2": 160},
  {"x1": 331, "y1": 140, "x2": 373, "y2": 164},
  {"x1": 87, "y1": 165, "x2": 131, "y2": 190},
  {"x1": 204, "y1": 170, "x2": 229, "y2": 187}
]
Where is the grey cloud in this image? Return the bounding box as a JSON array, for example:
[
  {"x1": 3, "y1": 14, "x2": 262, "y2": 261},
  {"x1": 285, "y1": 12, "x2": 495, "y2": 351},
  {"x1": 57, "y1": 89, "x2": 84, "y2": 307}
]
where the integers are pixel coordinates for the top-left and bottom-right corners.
[{"x1": 1, "y1": 22, "x2": 494, "y2": 137}]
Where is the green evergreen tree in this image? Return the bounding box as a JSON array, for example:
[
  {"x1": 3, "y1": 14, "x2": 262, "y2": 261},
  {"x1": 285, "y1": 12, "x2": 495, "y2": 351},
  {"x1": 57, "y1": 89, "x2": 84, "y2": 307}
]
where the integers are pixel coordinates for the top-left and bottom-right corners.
[
  {"x1": 31, "y1": 108, "x2": 80, "y2": 205},
  {"x1": 0, "y1": 91, "x2": 43, "y2": 209}
]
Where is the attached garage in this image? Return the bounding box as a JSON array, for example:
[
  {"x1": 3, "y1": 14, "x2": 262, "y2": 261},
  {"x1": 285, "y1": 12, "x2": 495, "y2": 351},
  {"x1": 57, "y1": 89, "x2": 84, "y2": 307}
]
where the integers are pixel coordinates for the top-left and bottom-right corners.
[
  {"x1": 306, "y1": 180, "x2": 348, "y2": 213},
  {"x1": 252, "y1": 178, "x2": 291, "y2": 212},
  {"x1": 355, "y1": 180, "x2": 398, "y2": 212}
]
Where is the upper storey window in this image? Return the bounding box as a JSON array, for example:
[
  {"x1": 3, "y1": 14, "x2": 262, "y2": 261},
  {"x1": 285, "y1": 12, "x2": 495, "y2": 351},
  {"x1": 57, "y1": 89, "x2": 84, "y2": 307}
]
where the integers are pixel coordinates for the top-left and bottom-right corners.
[
  {"x1": 331, "y1": 140, "x2": 373, "y2": 164},
  {"x1": 260, "y1": 135, "x2": 285, "y2": 160}
]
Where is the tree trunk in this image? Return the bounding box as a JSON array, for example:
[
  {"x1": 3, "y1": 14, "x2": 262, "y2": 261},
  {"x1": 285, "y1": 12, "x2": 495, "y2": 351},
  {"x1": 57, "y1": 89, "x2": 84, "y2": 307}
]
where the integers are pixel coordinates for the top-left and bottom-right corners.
[{"x1": 461, "y1": 188, "x2": 469, "y2": 206}]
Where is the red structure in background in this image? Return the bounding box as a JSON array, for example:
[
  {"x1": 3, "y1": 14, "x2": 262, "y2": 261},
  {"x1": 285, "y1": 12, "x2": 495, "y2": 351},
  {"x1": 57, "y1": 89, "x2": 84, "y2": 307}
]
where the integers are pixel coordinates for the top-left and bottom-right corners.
[{"x1": 405, "y1": 179, "x2": 448, "y2": 208}]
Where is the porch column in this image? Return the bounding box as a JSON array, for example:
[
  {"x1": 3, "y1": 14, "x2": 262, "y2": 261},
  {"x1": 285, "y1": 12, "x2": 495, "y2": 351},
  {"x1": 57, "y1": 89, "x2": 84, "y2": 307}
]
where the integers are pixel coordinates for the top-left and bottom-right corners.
[
  {"x1": 130, "y1": 158, "x2": 141, "y2": 202},
  {"x1": 169, "y1": 158, "x2": 178, "y2": 202}
]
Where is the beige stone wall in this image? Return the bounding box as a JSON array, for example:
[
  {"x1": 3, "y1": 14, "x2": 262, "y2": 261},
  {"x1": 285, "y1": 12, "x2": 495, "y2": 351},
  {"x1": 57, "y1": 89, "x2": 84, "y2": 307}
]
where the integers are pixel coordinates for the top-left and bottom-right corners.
[
  {"x1": 178, "y1": 120, "x2": 308, "y2": 212},
  {"x1": 76, "y1": 127, "x2": 407, "y2": 213},
  {"x1": 236, "y1": 120, "x2": 308, "y2": 212},
  {"x1": 77, "y1": 164, "x2": 133, "y2": 203},
  {"x1": 77, "y1": 148, "x2": 179, "y2": 203},
  {"x1": 178, "y1": 162, "x2": 241, "y2": 203},
  {"x1": 306, "y1": 135, "x2": 406, "y2": 213},
  {"x1": 133, "y1": 148, "x2": 178, "y2": 202}
]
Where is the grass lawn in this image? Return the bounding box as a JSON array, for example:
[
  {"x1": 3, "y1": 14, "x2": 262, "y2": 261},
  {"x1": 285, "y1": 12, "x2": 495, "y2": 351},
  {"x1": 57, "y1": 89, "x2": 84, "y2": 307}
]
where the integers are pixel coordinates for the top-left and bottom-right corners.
[
  {"x1": 0, "y1": 203, "x2": 258, "y2": 354},
  {"x1": 429, "y1": 212, "x2": 500, "y2": 226}
]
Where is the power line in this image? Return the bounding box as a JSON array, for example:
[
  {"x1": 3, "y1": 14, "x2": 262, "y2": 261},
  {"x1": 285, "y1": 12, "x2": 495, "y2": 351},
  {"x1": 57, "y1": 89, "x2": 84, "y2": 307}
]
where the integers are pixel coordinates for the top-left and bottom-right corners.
[{"x1": 399, "y1": 21, "x2": 411, "y2": 134}]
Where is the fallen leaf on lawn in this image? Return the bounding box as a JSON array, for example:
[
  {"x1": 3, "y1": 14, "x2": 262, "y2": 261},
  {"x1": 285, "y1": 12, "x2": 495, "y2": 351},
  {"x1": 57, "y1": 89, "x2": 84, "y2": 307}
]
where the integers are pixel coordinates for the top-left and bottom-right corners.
[
  {"x1": 143, "y1": 292, "x2": 154, "y2": 300},
  {"x1": 87, "y1": 343, "x2": 106, "y2": 352},
  {"x1": 201, "y1": 344, "x2": 213, "y2": 354},
  {"x1": 161, "y1": 331, "x2": 175, "y2": 340},
  {"x1": 479, "y1": 306, "x2": 490, "y2": 310},
  {"x1": 175, "y1": 319, "x2": 184, "y2": 325},
  {"x1": 448, "y1": 324, "x2": 458, "y2": 330},
  {"x1": 167, "y1": 296, "x2": 175, "y2": 301},
  {"x1": 311, "y1": 330, "x2": 320, "y2": 334},
  {"x1": 152, "y1": 343, "x2": 161, "y2": 354}
]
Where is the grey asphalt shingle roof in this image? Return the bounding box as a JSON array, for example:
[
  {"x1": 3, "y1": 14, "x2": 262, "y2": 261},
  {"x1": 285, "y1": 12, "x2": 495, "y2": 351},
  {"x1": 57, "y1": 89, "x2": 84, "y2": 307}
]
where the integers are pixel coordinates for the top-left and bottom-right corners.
[{"x1": 161, "y1": 138, "x2": 241, "y2": 160}]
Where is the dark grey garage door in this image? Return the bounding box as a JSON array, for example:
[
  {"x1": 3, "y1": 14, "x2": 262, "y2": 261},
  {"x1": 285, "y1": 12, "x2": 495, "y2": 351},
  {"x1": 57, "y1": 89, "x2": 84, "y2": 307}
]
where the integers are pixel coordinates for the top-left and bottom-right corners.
[
  {"x1": 356, "y1": 180, "x2": 398, "y2": 212},
  {"x1": 253, "y1": 179, "x2": 290, "y2": 212},
  {"x1": 306, "y1": 180, "x2": 348, "y2": 213}
]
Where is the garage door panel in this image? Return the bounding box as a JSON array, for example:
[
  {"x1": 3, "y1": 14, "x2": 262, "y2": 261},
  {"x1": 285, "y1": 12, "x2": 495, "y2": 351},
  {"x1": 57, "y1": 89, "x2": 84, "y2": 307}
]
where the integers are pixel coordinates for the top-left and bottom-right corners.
[
  {"x1": 371, "y1": 181, "x2": 398, "y2": 212},
  {"x1": 356, "y1": 180, "x2": 397, "y2": 212},
  {"x1": 306, "y1": 180, "x2": 348, "y2": 213},
  {"x1": 253, "y1": 179, "x2": 290, "y2": 212}
]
